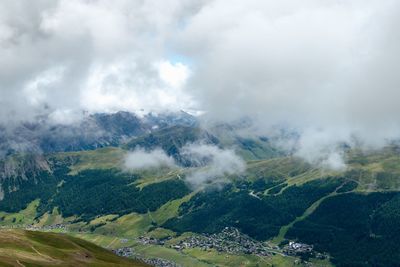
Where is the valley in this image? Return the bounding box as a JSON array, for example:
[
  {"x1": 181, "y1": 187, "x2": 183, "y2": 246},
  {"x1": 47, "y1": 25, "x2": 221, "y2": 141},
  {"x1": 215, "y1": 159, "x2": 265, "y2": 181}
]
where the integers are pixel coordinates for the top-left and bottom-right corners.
[
  {"x1": 2, "y1": 1, "x2": 399, "y2": 266},
  {"x1": 1, "y1": 120, "x2": 400, "y2": 266}
]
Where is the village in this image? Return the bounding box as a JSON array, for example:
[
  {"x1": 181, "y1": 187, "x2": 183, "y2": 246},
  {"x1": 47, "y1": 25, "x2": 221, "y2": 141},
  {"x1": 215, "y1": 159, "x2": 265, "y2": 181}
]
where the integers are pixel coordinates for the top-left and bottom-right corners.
[
  {"x1": 134, "y1": 227, "x2": 330, "y2": 266},
  {"x1": 284, "y1": 241, "x2": 313, "y2": 256},
  {"x1": 137, "y1": 257, "x2": 182, "y2": 267},
  {"x1": 113, "y1": 246, "x2": 181, "y2": 267},
  {"x1": 2, "y1": 223, "x2": 325, "y2": 266},
  {"x1": 283, "y1": 241, "x2": 328, "y2": 261},
  {"x1": 135, "y1": 227, "x2": 326, "y2": 262},
  {"x1": 112, "y1": 247, "x2": 134, "y2": 257},
  {"x1": 25, "y1": 223, "x2": 67, "y2": 232},
  {"x1": 172, "y1": 227, "x2": 272, "y2": 256},
  {"x1": 138, "y1": 235, "x2": 167, "y2": 246},
  {"x1": 0, "y1": 223, "x2": 69, "y2": 232}
]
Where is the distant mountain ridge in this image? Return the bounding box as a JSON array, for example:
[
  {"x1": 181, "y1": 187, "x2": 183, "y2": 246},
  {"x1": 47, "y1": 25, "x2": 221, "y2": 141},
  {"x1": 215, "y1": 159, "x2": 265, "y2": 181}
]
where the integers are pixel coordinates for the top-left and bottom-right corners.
[
  {"x1": 0, "y1": 110, "x2": 197, "y2": 157},
  {"x1": 1, "y1": 115, "x2": 400, "y2": 266}
]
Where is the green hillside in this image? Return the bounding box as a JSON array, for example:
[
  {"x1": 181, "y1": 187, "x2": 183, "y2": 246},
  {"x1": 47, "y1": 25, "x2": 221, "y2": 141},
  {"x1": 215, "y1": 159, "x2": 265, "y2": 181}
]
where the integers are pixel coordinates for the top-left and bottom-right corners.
[
  {"x1": 0, "y1": 229, "x2": 148, "y2": 266},
  {"x1": 1, "y1": 143, "x2": 400, "y2": 266}
]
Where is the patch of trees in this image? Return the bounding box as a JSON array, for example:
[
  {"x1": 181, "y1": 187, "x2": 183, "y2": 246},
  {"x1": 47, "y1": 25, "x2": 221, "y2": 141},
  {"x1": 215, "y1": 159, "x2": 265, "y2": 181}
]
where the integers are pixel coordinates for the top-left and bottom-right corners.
[
  {"x1": 44, "y1": 169, "x2": 190, "y2": 220},
  {"x1": 286, "y1": 192, "x2": 400, "y2": 267},
  {"x1": 164, "y1": 177, "x2": 344, "y2": 240},
  {"x1": 0, "y1": 164, "x2": 190, "y2": 221},
  {"x1": 0, "y1": 170, "x2": 61, "y2": 213}
]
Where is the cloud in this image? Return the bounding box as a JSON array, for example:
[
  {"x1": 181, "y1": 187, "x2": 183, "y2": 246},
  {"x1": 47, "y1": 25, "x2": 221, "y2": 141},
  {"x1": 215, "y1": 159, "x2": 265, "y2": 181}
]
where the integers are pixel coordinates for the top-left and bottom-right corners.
[
  {"x1": 293, "y1": 128, "x2": 347, "y2": 171},
  {"x1": 80, "y1": 59, "x2": 193, "y2": 115},
  {"x1": 175, "y1": 0, "x2": 400, "y2": 167},
  {"x1": 0, "y1": 0, "x2": 201, "y2": 123},
  {"x1": 1, "y1": 0, "x2": 400, "y2": 167},
  {"x1": 181, "y1": 144, "x2": 246, "y2": 188},
  {"x1": 124, "y1": 144, "x2": 245, "y2": 188},
  {"x1": 157, "y1": 60, "x2": 191, "y2": 89},
  {"x1": 124, "y1": 148, "x2": 176, "y2": 170}
]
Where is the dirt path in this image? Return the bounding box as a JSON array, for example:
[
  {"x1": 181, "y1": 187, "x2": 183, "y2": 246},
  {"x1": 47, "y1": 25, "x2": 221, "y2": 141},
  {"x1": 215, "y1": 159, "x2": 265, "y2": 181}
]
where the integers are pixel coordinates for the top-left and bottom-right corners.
[
  {"x1": 106, "y1": 237, "x2": 119, "y2": 248},
  {"x1": 30, "y1": 246, "x2": 56, "y2": 262},
  {"x1": 16, "y1": 260, "x2": 25, "y2": 267},
  {"x1": 249, "y1": 190, "x2": 261, "y2": 200}
]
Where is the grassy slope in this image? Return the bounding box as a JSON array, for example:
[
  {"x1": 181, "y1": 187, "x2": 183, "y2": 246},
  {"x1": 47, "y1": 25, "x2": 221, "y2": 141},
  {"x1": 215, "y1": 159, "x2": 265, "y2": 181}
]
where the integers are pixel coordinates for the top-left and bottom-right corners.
[
  {"x1": 3, "y1": 146, "x2": 400, "y2": 266},
  {"x1": 0, "y1": 199, "x2": 39, "y2": 226},
  {"x1": 36, "y1": 207, "x2": 68, "y2": 227},
  {"x1": 0, "y1": 229, "x2": 148, "y2": 267},
  {"x1": 51, "y1": 142, "x2": 400, "y2": 194},
  {"x1": 69, "y1": 232, "x2": 211, "y2": 267},
  {"x1": 82, "y1": 193, "x2": 196, "y2": 238},
  {"x1": 54, "y1": 147, "x2": 180, "y2": 189},
  {"x1": 53, "y1": 147, "x2": 126, "y2": 175}
]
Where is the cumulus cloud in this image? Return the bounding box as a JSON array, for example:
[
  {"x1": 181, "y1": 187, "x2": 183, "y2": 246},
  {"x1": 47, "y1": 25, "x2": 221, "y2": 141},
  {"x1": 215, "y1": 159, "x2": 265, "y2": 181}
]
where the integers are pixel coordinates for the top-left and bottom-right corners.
[
  {"x1": 124, "y1": 148, "x2": 176, "y2": 170},
  {"x1": 2, "y1": 0, "x2": 400, "y2": 167},
  {"x1": 177, "y1": 0, "x2": 400, "y2": 167},
  {"x1": 181, "y1": 144, "x2": 246, "y2": 188},
  {"x1": 293, "y1": 128, "x2": 347, "y2": 171},
  {"x1": 0, "y1": 0, "x2": 201, "y2": 123}
]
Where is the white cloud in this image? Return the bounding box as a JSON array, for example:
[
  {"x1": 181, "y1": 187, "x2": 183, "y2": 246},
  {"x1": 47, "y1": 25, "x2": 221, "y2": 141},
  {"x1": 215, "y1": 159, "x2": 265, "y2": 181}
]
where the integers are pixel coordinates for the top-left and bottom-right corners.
[
  {"x1": 176, "y1": 0, "x2": 400, "y2": 166},
  {"x1": 156, "y1": 60, "x2": 190, "y2": 89},
  {"x1": 80, "y1": 59, "x2": 193, "y2": 115},
  {"x1": 124, "y1": 148, "x2": 176, "y2": 170},
  {"x1": 0, "y1": 0, "x2": 201, "y2": 123},
  {"x1": 181, "y1": 144, "x2": 246, "y2": 188},
  {"x1": 23, "y1": 67, "x2": 66, "y2": 107},
  {"x1": 293, "y1": 127, "x2": 348, "y2": 171},
  {"x1": 48, "y1": 109, "x2": 83, "y2": 125},
  {"x1": 1, "y1": 0, "x2": 400, "y2": 166}
]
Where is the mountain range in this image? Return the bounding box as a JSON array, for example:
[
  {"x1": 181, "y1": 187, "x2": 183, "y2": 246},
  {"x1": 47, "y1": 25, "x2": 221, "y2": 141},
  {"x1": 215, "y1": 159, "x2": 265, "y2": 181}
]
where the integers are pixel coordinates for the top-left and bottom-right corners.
[{"x1": 1, "y1": 111, "x2": 400, "y2": 267}]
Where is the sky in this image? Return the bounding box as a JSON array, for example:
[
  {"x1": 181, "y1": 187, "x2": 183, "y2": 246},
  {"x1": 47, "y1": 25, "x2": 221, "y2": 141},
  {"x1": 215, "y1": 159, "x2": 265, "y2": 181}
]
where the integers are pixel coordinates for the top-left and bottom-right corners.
[{"x1": 1, "y1": 0, "x2": 400, "y2": 166}]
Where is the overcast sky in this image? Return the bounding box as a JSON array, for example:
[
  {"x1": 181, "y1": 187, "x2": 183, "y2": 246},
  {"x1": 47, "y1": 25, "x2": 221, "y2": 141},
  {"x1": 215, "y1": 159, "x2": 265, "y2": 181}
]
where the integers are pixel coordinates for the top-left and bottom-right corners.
[{"x1": 1, "y1": 0, "x2": 400, "y2": 164}]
